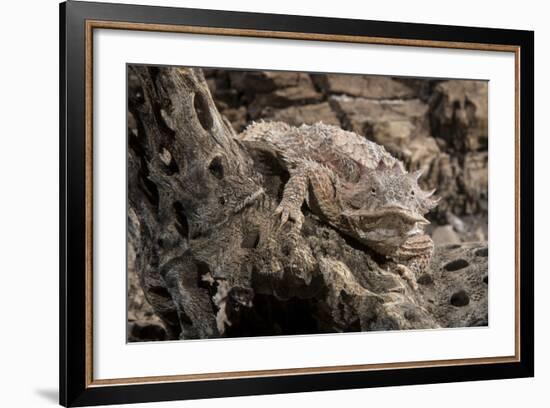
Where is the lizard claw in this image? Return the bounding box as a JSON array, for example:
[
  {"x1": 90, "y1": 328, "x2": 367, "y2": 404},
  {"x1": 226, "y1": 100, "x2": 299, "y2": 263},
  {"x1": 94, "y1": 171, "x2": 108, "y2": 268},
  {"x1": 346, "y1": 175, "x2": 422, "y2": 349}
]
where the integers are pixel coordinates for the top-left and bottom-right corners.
[
  {"x1": 395, "y1": 264, "x2": 419, "y2": 291},
  {"x1": 275, "y1": 203, "x2": 304, "y2": 231}
]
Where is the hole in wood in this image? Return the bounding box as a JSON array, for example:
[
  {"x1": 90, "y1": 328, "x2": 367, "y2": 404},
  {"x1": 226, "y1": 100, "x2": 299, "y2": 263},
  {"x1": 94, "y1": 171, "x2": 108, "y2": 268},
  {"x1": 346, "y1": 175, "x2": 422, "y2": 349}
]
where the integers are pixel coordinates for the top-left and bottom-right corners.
[
  {"x1": 173, "y1": 202, "x2": 189, "y2": 239},
  {"x1": 450, "y1": 290, "x2": 470, "y2": 307},
  {"x1": 444, "y1": 259, "x2": 469, "y2": 272},
  {"x1": 475, "y1": 247, "x2": 488, "y2": 257},
  {"x1": 241, "y1": 230, "x2": 260, "y2": 249},
  {"x1": 193, "y1": 91, "x2": 214, "y2": 131},
  {"x1": 208, "y1": 156, "x2": 224, "y2": 180}
]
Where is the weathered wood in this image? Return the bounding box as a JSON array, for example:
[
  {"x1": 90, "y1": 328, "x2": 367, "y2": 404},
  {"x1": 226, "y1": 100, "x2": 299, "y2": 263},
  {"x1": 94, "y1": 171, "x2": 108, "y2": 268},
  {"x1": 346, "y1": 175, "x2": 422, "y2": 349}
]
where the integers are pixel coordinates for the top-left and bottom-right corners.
[{"x1": 127, "y1": 66, "x2": 487, "y2": 340}]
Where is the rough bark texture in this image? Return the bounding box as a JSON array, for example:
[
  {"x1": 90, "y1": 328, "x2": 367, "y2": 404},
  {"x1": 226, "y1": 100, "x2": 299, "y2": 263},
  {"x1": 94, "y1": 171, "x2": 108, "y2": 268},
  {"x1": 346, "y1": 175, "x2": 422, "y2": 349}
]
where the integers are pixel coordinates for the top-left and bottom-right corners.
[{"x1": 127, "y1": 66, "x2": 488, "y2": 341}]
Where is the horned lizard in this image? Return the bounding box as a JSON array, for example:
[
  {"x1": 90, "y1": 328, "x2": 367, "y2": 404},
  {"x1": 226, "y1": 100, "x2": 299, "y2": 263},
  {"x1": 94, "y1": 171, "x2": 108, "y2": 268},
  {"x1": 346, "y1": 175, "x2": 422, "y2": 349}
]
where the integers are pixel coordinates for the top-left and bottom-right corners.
[{"x1": 238, "y1": 121, "x2": 440, "y2": 288}]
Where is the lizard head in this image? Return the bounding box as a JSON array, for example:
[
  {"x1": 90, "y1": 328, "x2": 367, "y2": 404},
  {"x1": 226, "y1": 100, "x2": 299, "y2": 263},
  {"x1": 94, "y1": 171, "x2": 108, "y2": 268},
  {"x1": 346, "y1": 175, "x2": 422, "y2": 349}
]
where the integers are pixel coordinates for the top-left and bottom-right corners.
[{"x1": 340, "y1": 160, "x2": 439, "y2": 247}]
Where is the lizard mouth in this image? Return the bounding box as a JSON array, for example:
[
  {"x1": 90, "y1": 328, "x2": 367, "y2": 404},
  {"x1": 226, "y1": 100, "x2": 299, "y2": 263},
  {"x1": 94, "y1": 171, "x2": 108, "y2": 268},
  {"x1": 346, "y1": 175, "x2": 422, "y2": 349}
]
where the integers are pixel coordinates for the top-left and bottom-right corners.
[{"x1": 344, "y1": 206, "x2": 429, "y2": 225}]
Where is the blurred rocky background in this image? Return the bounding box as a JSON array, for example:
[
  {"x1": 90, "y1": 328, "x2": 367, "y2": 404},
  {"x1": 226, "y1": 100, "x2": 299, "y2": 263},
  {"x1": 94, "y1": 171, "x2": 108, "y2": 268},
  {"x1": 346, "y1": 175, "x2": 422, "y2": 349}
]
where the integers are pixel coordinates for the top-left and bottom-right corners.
[
  {"x1": 204, "y1": 69, "x2": 488, "y2": 245},
  {"x1": 127, "y1": 69, "x2": 488, "y2": 341}
]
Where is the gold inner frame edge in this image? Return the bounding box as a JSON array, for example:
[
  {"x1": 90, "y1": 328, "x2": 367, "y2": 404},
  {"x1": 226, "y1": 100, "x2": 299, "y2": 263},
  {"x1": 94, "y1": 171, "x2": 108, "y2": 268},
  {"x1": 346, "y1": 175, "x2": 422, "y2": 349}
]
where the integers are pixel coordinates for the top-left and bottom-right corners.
[{"x1": 84, "y1": 19, "x2": 522, "y2": 388}]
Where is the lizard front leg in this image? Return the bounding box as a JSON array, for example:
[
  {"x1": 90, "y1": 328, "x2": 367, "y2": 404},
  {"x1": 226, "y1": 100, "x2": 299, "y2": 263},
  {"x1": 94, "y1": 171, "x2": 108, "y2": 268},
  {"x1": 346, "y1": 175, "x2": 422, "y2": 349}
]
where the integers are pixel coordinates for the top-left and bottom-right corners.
[
  {"x1": 274, "y1": 166, "x2": 309, "y2": 230},
  {"x1": 393, "y1": 234, "x2": 434, "y2": 290},
  {"x1": 275, "y1": 161, "x2": 339, "y2": 231}
]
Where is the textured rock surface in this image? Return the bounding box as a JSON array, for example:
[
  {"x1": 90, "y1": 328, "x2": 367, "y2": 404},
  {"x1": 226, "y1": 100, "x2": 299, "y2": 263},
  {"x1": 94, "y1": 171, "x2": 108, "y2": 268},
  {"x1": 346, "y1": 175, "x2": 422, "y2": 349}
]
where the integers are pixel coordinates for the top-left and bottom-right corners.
[
  {"x1": 127, "y1": 67, "x2": 488, "y2": 341},
  {"x1": 127, "y1": 243, "x2": 167, "y2": 342},
  {"x1": 429, "y1": 80, "x2": 489, "y2": 153},
  {"x1": 421, "y1": 242, "x2": 489, "y2": 328},
  {"x1": 311, "y1": 74, "x2": 416, "y2": 99},
  {"x1": 432, "y1": 225, "x2": 461, "y2": 246},
  {"x1": 204, "y1": 69, "x2": 489, "y2": 220},
  {"x1": 262, "y1": 102, "x2": 341, "y2": 127}
]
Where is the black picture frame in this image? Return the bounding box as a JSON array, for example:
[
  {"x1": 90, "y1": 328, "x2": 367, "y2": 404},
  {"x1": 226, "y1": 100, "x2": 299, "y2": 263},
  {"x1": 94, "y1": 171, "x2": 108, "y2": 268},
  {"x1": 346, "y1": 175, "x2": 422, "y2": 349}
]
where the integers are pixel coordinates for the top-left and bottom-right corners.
[{"x1": 60, "y1": 1, "x2": 534, "y2": 406}]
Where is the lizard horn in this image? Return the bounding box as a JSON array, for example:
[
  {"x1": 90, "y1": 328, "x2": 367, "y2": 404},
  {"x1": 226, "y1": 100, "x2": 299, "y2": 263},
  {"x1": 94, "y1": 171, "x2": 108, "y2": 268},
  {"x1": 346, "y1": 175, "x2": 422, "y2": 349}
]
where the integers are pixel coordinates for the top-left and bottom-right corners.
[
  {"x1": 409, "y1": 169, "x2": 423, "y2": 181},
  {"x1": 392, "y1": 161, "x2": 404, "y2": 174},
  {"x1": 424, "y1": 196, "x2": 441, "y2": 210},
  {"x1": 423, "y1": 188, "x2": 436, "y2": 198},
  {"x1": 376, "y1": 159, "x2": 388, "y2": 171}
]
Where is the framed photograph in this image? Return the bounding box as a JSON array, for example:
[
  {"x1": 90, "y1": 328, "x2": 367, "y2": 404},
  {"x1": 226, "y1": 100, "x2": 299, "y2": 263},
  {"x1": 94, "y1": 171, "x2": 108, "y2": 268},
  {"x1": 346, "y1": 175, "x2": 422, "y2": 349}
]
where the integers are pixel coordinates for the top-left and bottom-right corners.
[{"x1": 60, "y1": 1, "x2": 534, "y2": 406}]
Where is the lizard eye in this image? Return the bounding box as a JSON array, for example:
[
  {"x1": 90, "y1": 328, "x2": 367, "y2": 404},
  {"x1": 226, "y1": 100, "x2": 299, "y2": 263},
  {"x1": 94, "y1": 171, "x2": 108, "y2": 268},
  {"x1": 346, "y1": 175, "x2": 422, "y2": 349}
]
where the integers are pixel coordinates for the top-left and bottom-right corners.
[
  {"x1": 371, "y1": 188, "x2": 376, "y2": 195},
  {"x1": 410, "y1": 190, "x2": 415, "y2": 196}
]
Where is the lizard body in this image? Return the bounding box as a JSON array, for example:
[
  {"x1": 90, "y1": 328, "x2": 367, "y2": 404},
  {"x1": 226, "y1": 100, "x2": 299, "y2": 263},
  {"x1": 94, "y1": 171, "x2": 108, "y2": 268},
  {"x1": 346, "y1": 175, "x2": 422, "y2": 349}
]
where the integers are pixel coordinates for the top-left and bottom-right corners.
[{"x1": 239, "y1": 121, "x2": 440, "y2": 284}]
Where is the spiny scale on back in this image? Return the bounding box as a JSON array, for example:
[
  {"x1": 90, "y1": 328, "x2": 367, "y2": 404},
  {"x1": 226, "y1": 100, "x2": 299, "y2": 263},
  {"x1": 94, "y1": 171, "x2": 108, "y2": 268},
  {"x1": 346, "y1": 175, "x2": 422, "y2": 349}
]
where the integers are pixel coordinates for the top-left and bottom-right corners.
[
  {"x1": 238, "y1": 121, "x2": 440, "y2": 287},
  {"x1": 240, "y1": 121, "x2": 403, "y2": 180}
]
